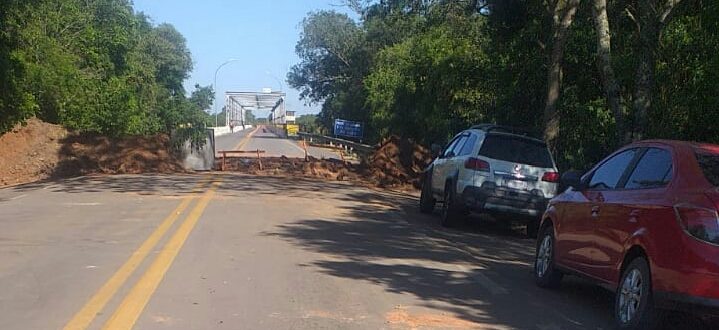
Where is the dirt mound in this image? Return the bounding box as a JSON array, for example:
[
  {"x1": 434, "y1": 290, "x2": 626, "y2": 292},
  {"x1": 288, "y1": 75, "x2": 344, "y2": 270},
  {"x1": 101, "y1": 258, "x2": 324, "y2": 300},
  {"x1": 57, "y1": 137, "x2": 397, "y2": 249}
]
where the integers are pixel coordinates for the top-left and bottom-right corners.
[
  {"x1": 219, "y1": 135, "x2": 433, "y2": 190},
  {"x1": 365, "y1": 135, "x2": 433, "y2": 188},
  {"x1": 0, "y1": 118, "x2": 185, "y2": 187},
  {"x1": 54, "y1": 133, "x2": 185, "y2": 177},
  {"x1": 0, "y1": 118, "x2": 68, "y2": 186},
  {"x1": 221, "y1": 156, "x2": 355, "y2": 181}
]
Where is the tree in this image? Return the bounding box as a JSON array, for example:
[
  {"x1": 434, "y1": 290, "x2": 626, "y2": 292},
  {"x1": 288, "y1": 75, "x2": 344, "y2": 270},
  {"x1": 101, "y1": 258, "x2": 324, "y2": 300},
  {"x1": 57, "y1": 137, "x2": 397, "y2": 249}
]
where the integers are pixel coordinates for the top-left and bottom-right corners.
[
  {"x1": 288, "y1": 10, "x2": 372, "y2": 137},
  {"x1": 189, "y1": 84, "x2": 214, "y2": 112},
  {"x1": 651, "y1": 0, "x2": 719, "y2": 143},
  {"x1": 591, "y1": 0, "x2": 624, "y2": 145},
  {"x1": 146, "y1": 23, "x2": 193, "y2": 95},
  {"x1": 365, "y1": 14, "x2": 493, "y2": 144},
  {"x1": 288, "y1": 11, "x2": 365, "y2": 103},
  {"x1": 0, "y1": 0, "x2": 210, "y2": 151},
  {"x1": 245, "y1": 110, "x2": 256, "y2": 125},
  {"x1": 0, "y1": 1, "x2": 35, "y2": 133},
  {"x1": 543, "y1": 0, "x2": 581, "y2": 148},
  {"x1": 296, "y1": 114, "x2": 321, "y2": 133},
  {"x1": 288, "y1": 0, "x2": 717, "y2": 172},
  {"x1": 629, "y1": 0, "x2": 683, "y2": 140}
]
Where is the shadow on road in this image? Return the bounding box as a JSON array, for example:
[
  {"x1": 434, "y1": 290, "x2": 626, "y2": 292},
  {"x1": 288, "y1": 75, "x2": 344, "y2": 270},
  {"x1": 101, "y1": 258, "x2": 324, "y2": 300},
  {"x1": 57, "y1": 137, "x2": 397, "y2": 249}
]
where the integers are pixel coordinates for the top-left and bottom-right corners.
[
  {"x1": 261, "y1": 187, "x2": 613, "y2": 329},
  {"x1": 6, "y1": 173, "x2": 368, "y2": 199},
  {"x1": 7, "y1": 173, "x2": 209, "y2": 195},
  {"x1": 258, "y1": 178, "x2": 712, "y2": 330},
  {"x1": 4, "y1": 173, "x2": 713, "y2": 329},
  {"x1": 248, "y1": 135, "x2": 287, "y2": 140}
]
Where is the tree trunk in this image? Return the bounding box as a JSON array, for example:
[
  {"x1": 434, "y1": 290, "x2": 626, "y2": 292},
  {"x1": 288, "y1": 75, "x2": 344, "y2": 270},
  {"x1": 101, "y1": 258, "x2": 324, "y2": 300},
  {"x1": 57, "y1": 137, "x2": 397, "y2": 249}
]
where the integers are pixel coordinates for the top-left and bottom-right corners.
[
  {"x1": 631, "y1": 1, "x2": 657, "y2": 141},
  {"x1": 543, "y1": 0, "x2": 581, "y2": 149},
  {"x1": 631, "y1": 0, "x2": 682, "y2": 141},
  {"x1": 591, "y1": 0, "x2": 625, "y2": 146}
]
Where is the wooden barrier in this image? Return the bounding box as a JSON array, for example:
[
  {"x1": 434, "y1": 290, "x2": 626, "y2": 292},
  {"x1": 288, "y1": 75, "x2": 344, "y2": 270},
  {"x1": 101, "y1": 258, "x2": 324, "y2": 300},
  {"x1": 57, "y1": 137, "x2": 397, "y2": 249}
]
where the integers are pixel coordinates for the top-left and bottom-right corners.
[
  {"x1": 300, "y1": 140, "x2": 309, "y2": 161},
  {"x1": 218, "y1": 150, "x2": 266, "y2": 171}
]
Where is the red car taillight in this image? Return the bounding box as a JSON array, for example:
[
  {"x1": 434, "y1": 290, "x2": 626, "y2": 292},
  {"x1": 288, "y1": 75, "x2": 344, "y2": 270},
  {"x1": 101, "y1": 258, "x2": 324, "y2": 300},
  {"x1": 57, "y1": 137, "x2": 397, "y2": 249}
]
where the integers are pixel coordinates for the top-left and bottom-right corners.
[
  {"x1": 465, "y1": 157, "x2": 490, "y2": 172},
  {"x1": 674, "y1": 204, "x2": 719, "y2": 245},
  {"x1": 542, "y1": 171, "x2": 560, "y2": 183}
]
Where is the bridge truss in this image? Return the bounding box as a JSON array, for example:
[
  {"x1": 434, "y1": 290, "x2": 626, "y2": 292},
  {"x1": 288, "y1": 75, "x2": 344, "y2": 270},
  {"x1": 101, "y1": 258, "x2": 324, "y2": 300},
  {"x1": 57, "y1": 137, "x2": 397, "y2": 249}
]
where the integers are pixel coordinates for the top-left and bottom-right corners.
[{"x1": 225, "y1": 90, "x2": 286, "y2": 128}]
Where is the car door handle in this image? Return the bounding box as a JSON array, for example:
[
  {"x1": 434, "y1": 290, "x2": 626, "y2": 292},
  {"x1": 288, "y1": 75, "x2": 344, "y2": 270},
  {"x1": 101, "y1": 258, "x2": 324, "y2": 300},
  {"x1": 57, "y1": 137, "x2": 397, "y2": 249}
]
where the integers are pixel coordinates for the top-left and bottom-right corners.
[
  {"x1": 629, "y1": 209, "x2": 640, "y2": 223},
  {"x1": 591, "y1": 206, "x2": 600, "y2": 218}
]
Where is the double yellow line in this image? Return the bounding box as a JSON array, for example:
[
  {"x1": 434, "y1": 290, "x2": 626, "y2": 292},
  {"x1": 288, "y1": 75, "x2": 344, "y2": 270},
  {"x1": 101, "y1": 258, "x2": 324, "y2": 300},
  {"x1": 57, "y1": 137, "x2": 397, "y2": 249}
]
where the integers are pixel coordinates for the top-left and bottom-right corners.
[
  {"x1": 64, "y1": 176, "x2": 221, "y2": 330},
  {"x1": 234, "y1": 126, "x2": 260, "y2": 151}
]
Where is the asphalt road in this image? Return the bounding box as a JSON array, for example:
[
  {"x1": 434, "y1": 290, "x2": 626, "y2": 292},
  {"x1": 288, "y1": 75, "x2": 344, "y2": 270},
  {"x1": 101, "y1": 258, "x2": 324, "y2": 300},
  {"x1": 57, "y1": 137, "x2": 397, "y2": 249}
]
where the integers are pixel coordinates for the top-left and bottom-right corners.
[
  {"x1": 214, "y1": 126, "x2": 342, "y2": 159},
  {"x1": 0, "y1": 173, "x2": 713, "y2": 330}
]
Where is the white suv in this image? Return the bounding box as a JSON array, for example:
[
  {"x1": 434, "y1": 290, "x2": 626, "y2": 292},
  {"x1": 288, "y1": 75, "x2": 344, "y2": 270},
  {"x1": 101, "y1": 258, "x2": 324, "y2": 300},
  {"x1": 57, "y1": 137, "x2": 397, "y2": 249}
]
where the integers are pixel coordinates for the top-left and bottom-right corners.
[{"x1": 419, "y1": 124, "x2": 559, "y2": 237}]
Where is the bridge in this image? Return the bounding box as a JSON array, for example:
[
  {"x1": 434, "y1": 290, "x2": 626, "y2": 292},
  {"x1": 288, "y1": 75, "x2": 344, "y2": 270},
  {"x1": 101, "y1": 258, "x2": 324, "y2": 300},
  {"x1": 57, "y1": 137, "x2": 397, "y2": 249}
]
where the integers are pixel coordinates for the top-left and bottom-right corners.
[{"x1": 214, "y1": 124, "x2": 341, "y2": 159}]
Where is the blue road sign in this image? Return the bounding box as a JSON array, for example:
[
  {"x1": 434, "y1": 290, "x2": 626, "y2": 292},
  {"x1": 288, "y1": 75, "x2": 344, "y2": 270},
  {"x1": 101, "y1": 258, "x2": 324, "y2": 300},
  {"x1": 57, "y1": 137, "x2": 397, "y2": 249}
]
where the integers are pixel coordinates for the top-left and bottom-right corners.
[{"x1": 333, "y1": 119, "x2": 364, "y2": 139}]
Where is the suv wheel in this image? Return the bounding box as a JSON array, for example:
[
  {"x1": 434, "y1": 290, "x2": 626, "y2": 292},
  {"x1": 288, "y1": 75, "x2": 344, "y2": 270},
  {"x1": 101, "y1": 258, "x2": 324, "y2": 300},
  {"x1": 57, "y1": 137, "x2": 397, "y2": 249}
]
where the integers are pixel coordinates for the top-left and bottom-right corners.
[
  {"x1": 440, "y1": 182, "x2": 460, "y2": 227},
  {"x1": 419, "y1": 175, "x2": 435, "y2": 214},
  {"x1": 534, "y1": 225, "x2": 563, "y2": 288},
  {"x1": 615, "y1": 257, "x2": 661, "y2": 329}
]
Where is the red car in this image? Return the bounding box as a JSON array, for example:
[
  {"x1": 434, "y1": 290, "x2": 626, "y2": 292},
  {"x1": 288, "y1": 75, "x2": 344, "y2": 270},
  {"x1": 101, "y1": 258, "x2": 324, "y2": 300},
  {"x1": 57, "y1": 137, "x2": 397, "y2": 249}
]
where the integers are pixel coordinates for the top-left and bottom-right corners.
[{"x1": 534, "y1": 140, "x2": 719, "y2": 329}]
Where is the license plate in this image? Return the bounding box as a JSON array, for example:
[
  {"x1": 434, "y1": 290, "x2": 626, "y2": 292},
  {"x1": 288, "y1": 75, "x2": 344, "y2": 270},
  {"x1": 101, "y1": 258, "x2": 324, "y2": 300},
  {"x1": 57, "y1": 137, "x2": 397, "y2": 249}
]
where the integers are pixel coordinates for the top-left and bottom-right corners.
[{"x1": 502, "y1": 179, "x2": 527, "y2": 190}]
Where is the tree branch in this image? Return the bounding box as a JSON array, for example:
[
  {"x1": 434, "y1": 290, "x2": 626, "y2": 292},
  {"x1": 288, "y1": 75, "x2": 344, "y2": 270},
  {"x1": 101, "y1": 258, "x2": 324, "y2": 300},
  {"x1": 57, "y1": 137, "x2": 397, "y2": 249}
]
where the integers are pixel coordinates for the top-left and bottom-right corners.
[
  {"x1": 659, "y1": 0, "x2": 682, "y2": 24},
  {"x1": 322, "y1": 43, "x2": 352, "y2": 68},
  {"x1": 624, "y1": 6, "x2": 640, "y2": 32}
]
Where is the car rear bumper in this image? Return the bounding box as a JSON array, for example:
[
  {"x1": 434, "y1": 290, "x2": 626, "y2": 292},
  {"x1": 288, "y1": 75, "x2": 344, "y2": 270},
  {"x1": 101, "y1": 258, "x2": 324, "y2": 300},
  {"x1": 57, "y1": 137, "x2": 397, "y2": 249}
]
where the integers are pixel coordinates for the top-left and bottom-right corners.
[
  {"x1": 652, "y1": 236, "x2": 719, "y2": 317},
  {"x1": 462, "y1": 184, "x2": 549, "y2": 217},
  {"x1": 655, "y1": 291, "x2": 719, "y2": 316}
]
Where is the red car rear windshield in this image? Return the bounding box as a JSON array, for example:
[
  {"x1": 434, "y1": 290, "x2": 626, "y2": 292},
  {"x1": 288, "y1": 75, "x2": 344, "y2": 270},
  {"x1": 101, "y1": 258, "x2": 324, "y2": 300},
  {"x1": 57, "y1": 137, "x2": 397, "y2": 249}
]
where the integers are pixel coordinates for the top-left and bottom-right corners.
[
  {"x1": 479, "y1": 134, "x2": 554, "y2": 168},
  {"x1": 695, "y1": 151, "x2": 719, "y2": 186}
]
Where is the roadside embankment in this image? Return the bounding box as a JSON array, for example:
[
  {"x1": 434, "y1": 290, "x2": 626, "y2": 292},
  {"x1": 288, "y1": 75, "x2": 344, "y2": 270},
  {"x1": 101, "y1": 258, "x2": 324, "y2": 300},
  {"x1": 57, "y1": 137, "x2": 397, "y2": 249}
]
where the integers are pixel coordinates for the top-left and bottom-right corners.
[{"x1": 0, "y1": 118, "x2": 186, "y2": 187}]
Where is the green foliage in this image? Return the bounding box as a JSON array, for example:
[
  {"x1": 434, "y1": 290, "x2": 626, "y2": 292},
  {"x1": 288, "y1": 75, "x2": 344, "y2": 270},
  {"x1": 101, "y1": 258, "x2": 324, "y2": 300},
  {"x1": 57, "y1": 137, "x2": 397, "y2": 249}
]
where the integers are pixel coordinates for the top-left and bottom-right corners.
[
  {"x1": 291, "y1": 1, "x2": 719, "y2": 171},
  {"x1": 244, "y1": 110, "x2": 257, "y2": 125},
  {"x1": 189, "y1": 84, "x2": 214, "y2": 113},
  {"x1": 296, "y1": 114, "x2": 322, "y2": 134},
  {"x1": 652, "y1": 1, "x2": 719, "y2": 143},
  {"x1": 0, "y1": 0, "x2": 209, "y2": 148},
  {"x1": 0, "y1": 0, "x2": 35, "y2": 133},
  {"x1": 289, "y1": 11, "x2": 366, "y2": 103},
  {"x1": 366, "y1": 18, "x2": 493, "y2": 144}
]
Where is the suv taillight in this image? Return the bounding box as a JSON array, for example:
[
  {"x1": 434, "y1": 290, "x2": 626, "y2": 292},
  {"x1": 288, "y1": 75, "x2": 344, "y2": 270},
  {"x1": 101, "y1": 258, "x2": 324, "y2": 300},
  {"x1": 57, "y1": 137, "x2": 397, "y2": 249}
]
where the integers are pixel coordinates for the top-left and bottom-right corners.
[
  {"x1": 465, "y1": 157, "x2": 490, "y2": 172},
  {"x1": 674, "y1": 204, "x2": 719, "y2": 245},
  {"x1": 542, "y1": 172, "x2": 560, "y2": 183}
]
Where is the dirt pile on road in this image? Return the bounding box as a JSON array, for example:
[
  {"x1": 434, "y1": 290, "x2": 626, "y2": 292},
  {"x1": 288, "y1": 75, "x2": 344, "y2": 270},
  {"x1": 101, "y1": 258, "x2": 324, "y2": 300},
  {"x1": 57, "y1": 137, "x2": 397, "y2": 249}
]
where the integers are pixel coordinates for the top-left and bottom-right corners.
[
  {"x1": 365, "y1": 135, "x2": 433, "y2": 188},
  {"x1": 0, "y1": 118, "x2": 68, "y2": 186},
  {"x1": 222, "y1": 156, "x2": 355, "y2": 180},
  {"x1": 220, "y1": 135, "x2": 433, "y2": 190},
  {"x1": 54, "y1": 133, "x2": 185, "y2": 177},
  {"x1": 0, "y1": 118, "x2": 185, "y2": 187}
]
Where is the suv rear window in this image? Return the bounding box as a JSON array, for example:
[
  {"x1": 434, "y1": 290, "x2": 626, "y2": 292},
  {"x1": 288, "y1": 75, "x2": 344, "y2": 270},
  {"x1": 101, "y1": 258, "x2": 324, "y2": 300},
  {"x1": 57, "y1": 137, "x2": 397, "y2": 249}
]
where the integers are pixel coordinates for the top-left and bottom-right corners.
[
  {"x1": 479, "y1": 134, "x2": 554, "y2": 168},
  {"x1": 696, "y1": 151, "x2": 719, "y2": 186}
]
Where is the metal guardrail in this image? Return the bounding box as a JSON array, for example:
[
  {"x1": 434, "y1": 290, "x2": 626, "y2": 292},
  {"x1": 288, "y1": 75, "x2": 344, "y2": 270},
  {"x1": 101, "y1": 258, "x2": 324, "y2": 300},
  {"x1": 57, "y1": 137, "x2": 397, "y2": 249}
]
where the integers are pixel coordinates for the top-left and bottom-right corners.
[{"x1": 297, "y1": 132, "x2": 376, "y2": 156}]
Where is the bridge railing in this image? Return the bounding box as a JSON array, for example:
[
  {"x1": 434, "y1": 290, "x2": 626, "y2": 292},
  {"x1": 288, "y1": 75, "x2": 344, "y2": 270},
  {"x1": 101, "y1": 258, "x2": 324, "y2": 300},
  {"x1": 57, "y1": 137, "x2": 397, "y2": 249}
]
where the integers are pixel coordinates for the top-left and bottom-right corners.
[{"x1": 297, "y1": 132, "x2": 376, "y2": 157}]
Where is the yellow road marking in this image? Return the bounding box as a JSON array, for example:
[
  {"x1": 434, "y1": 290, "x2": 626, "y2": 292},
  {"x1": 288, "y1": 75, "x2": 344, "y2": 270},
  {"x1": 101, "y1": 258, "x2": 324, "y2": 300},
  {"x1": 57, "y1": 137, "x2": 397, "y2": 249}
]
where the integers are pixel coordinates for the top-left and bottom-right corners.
[
  {"x1": 234, "y1": 126, "x2": 260, "y2": 150},
  {"x1": 101, "y1": 181, "x2": 221, "y2": 330},
  {"x1": 63, "y1": 176, "x2": 213, "y2": 330}
]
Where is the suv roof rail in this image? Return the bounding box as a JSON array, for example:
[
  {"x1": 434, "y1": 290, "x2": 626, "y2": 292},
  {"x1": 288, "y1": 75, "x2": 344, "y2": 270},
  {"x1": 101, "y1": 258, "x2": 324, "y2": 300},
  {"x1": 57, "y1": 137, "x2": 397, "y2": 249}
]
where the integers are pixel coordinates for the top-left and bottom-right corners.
[
  {"x1": 470, "y1": 124, "x2": 512, "y2": 132},
  {"x1": 470, "y1": 124, "x2": 541, "y2": 140}
]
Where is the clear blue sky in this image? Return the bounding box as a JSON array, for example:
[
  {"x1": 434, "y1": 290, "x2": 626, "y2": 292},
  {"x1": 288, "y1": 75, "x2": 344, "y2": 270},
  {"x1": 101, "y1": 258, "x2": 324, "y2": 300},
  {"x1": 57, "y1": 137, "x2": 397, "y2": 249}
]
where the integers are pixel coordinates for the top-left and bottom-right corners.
[{"x1": 132, "y1": 0, "x2": 355, "y2": 118}]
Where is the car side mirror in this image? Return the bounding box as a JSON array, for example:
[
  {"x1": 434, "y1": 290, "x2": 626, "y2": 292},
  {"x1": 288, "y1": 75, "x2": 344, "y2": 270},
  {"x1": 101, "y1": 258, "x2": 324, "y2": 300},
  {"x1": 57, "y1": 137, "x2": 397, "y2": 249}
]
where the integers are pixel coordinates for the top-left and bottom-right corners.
[
  {"x1": 431, "y1": 143, "x2": 442, "y2": 158},
  {"x1": 560, "y1": 170, "x2": 585, "y2": 192}
]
